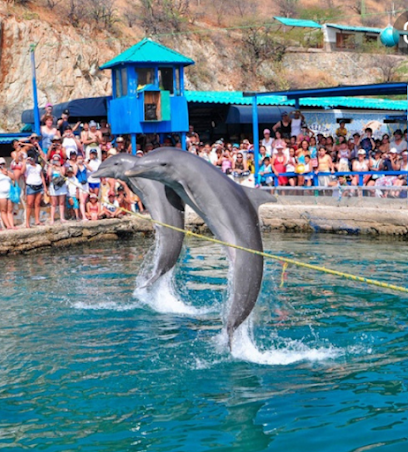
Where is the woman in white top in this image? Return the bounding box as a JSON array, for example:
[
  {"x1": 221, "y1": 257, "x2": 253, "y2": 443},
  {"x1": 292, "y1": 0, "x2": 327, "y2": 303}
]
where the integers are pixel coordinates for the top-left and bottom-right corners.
[
  {"x1": 0, "y1": 157, "x2": 16, "y2": 229},
  {"x1": 62, "y1": 126, "x2": 82, "y2": 158},
  {"x1": 21, "y1": 157, "x2": 47, "y2": 228}
]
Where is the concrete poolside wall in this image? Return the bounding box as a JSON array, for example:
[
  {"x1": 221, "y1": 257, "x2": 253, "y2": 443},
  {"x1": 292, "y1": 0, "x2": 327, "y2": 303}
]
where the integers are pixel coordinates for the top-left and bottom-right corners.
[{"x1": 1, "y1": 198, "x2": 408, "y2": 255}]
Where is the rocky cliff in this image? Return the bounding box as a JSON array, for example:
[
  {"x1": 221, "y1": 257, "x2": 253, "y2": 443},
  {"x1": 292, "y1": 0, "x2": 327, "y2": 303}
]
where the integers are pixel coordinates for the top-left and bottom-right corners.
[{"x1": 0, "y1": 2, "x2": 404, "y2": 132}]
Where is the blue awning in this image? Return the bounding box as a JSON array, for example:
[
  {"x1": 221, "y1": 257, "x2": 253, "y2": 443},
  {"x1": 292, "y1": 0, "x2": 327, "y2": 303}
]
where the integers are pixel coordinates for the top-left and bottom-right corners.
[
  {"x1": 274, "y1": 16, "x2": 322, "y2": 28},
  {"x1": 21, "y1": 96, "x2": 110, "y2": 124},
  {"x1": 244, "y1": 82, "x2": 408, "y2": 100},
  {"x1": 226, "y1": 105, "x2": 295, "y2": 124}
]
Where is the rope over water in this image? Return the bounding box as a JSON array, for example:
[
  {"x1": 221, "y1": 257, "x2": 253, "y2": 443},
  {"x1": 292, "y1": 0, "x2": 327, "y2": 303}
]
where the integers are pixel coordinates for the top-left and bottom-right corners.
[{"x1": 44, "y1": 160, "x2": 408, "y2": 295}]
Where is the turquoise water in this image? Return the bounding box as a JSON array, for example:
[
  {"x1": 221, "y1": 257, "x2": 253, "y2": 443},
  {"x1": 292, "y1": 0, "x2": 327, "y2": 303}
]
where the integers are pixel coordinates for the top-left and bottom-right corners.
[{"x1": 1, "y1": 233, "x2": 408, "y2": 451}]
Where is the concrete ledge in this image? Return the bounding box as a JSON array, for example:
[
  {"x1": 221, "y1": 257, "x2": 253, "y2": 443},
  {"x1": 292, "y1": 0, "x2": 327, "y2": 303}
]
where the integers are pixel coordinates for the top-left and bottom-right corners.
[{"x1": 1, "y1": 200, "x2": 408, "y2": 256}]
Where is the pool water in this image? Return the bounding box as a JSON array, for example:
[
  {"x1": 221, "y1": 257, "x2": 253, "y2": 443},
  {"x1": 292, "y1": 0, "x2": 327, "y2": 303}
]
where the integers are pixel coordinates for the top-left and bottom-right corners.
[{"x1": 1, "y1": 233, "x2": 408, "y2": 451}]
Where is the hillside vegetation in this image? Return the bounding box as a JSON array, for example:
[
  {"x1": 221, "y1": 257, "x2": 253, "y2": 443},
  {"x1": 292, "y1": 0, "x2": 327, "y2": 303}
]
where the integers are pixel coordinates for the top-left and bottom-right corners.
[{"x1": 0, "y1": 0, "x2": 406, "y2": 130}]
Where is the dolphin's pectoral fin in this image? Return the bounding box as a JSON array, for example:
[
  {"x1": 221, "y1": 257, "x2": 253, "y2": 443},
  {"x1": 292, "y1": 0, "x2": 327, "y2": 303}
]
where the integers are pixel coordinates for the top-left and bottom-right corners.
[
  {"x1": 164, "y1": 186, "x2": 185, "y2": 212},
  {"x1": 240, "y1": 186, "x2": 277, "y2": 210}
]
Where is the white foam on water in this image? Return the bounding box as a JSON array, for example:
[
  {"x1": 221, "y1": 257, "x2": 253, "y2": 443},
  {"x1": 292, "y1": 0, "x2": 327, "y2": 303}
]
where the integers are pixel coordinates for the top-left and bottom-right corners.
[
  {"x1": 71, "y1": 300, "x2": 140, "y2": 311},
  {"x1": 133, "y1": 271, "x2": 214, "y2": 316},
  {"x1": 222, "y1": 321, "x2": 345, "y2": 366}
]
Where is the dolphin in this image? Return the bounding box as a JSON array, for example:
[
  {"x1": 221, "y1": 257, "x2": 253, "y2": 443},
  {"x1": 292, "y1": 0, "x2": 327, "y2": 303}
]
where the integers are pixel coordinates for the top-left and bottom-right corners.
[
  {"x1": 92, "y1": 153, "x2": 185, "y2": 288},
  {"x1": 125, "y1": 147, "x2": 277, "y2": 347}
]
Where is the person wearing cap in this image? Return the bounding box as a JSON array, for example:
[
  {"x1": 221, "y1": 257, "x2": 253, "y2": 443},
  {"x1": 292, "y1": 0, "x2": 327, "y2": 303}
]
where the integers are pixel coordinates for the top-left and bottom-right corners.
[
  {"x1": 136, "y1": 150, "x2": 144, "y2": 157},
  {"x1": 272, "y1": 111, "x2": 292, "y2": 140},
  {"x1": 57, "y1": 109, "x2": 80, "y2": 136},
  {"x1": 65, "y1": 166, "x2": 80, "y2": 221},
  {"x1": 48, "y1": 154, "x2": 68, "y2": 225},
  {"x1": 390, "y1": 129, "x2": 407, "y2": 154},
  {"x1": 0, "y1": 157, "x2": 16, "y2": 230},
  {"x1": 47, "y1": 136, "x2": 66, "y2": 164},
  {"x1": 41, "y1": 115, "x2": 60, "y2": 152},
  {"x1": 351, "y1": 149, "x2": 369, "y2": 188},
  {"x1": 261, "y1": 129, "x2": 273, "y2": 155},
  {"x1": 113, "y1": 136, "x2": 126, "y2": 154},
  {"x1": 41, "y1": 103, "x2": 57, "y2": 126},
  {"x1": 86, "y1": 193, "x2": 103, "y2": 221},
  {"x1": 21, "y1": 156, "x2": 47, "y2": 228}
]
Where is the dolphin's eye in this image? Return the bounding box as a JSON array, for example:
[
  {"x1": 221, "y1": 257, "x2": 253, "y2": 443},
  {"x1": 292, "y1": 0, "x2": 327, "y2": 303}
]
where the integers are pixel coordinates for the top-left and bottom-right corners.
[{"x1": 160, "y1": 163, "x2": 167, "y2": 167}]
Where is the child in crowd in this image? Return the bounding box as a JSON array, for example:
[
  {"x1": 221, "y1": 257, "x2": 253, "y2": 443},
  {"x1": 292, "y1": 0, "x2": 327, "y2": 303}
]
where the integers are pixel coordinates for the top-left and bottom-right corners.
[
  {"x1": 86, "y1": 194, "x2": 103, "y2": 221},
  {"x1": 65, "y1": 166, "x2": 80, "y2": 221}
]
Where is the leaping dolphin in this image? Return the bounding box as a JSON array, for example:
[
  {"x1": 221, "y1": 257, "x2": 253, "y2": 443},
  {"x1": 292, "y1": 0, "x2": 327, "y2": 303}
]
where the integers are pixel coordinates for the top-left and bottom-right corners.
[
  {"x1": 92, "y1": 154, "x2": 185, "y2": 288},
  {"x1": 125, "y1": 147, "x2": 277, "y2": 347}
]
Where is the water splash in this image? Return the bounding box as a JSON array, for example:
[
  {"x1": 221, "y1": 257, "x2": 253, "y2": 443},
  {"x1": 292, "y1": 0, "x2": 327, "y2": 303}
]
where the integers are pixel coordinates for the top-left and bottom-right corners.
[
  {"x1": 134, "y1": 271, "x2": 214, "y2": 316},
  {"x1": 223, "y1": 320, "x2": 345, "y2": 366},
  {"x1": 71, "y1": 300, "x2": 140, "y2": 311}
]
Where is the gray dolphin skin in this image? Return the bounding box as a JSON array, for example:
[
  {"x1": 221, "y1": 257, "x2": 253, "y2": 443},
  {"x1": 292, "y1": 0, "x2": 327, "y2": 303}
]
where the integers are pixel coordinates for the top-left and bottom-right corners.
[
  {"x1": 92, "y1": 154, "x2": 185, "y2": 288},
  {"x1": 125, "y1": 147, "x2": 277, "y2": 347}
]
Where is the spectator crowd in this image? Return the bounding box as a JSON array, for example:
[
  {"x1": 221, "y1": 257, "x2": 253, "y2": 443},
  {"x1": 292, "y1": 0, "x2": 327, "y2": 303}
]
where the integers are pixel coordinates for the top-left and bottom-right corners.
[{"x1": 1, "y1": 107, "x2": 407, "y2": 231}]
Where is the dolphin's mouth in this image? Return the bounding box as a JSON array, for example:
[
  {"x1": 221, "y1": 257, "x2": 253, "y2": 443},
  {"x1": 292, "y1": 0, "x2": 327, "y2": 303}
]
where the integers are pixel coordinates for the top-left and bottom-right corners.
[{"x1": 124, "y1": 169, "x2": 142, "y2": 177}]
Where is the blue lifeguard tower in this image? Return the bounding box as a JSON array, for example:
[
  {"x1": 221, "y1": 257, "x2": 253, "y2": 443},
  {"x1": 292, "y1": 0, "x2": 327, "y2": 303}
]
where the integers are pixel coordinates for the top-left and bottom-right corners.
[{"x1": 100, "y1": 38, "x2": 194, "y2": 152}]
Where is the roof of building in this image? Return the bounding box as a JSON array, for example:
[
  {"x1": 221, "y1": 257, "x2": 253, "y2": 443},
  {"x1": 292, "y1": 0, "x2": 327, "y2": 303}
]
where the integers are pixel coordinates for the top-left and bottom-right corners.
[
  {"x1": 274, "y1": 16, "x2": 322, "y2": 28},
  {"x1": 100, "y1": 38, "x2": 195, "y2": 70},
  {"x1": 185, "y1": 90, "x2": 406, "y2": 111},
  {"x1": 326, "y1": 23, "x2": 383, "y2": 34}
]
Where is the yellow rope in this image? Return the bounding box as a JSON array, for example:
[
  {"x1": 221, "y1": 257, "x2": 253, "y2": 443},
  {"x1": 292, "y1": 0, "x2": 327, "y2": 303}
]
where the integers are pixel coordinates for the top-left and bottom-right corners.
[
  {"x1": 45, "y1": 161, "x2": 408, "y2": 295},
  {"x1": 280, "y1": 262, "x2": 288, "y2": 288}
]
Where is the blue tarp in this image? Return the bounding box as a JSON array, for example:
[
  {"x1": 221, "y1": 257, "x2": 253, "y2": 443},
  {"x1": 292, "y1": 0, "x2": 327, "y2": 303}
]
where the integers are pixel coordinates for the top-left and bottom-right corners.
[
  {"x1": 226, "y1": 105, "x2": 295, "y2": 124},
  {"x1": 21, "y1": 96, "x2": 110, "y2": 124}
]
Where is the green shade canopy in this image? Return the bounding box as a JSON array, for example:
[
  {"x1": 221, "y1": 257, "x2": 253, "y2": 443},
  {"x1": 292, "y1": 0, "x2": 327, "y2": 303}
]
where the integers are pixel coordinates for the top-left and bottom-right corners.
[
  {"x1": 100, "y1": 38, "x2": 195, "y2": 70},
  {"x1": 274, "y1": 16, "x2": 322, "y2": 28}
]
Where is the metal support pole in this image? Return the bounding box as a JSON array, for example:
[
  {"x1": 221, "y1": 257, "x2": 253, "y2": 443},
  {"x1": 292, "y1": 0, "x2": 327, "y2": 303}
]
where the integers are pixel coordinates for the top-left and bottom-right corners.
[
  {"x1": 30, "y1": 44, "x2": 41, "y2": 136},
  {"x1": 181, "y1": 132, "x2": 187, "y2": 150},
  {"x1": 131, "y1": 134, "x2": 137, "y2": 155},
  {"x1": 252, "y1": 95, "x2": 260, "y2": 186}
]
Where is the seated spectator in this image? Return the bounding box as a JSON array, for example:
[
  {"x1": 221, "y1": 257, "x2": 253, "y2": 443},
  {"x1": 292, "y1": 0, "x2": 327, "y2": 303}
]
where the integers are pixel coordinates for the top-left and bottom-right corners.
[
  {"x1": 114, "y1": 185, "x2": 132, "y2": 216},
  {"x1": 286, "y1": 148, "x2": 297, "y2": 187},
  {"x1": 325, "y1": 136, "x2": 334, "y2": 155},
  {"x1": 232, "y1": 152, "x2": 249, "y2": 178},
  {"x1": 308, "y1": 137, "x2": 318, "y2": 169},
  {"x1": 351, "y1": 149, "x2": 370, "y2": 187},
  {"x1": 379, "y1": 134, "x2": 390, "y2": 153},
  {"x1": 335, "y1": 121, "x2": 348, "y2": 138},
  {"x1": 65, "y1": 166, "x2": 80, "y2": 221},
  {"x1": 390, "y1": 129, "x2": 407, "y2": 154},
  {"x1": 271, "y1": 145, "x2": 288, "y2": 186},
  {"x1": 41, "y1": 115, "x2": 60, "y2": 153},
  {"x1": 221, "y1": 149, "x2": 234, "y2": 174},
  {"x1": 258, "y1": 145, "x2": 268, "y2": 167},
  {"x1": 102, "y1": 193, "x2": 119, "y2": 218},
  {"x1": 272, "y1": 130, "x2": 287, "y2": 153},
  {"x1": 359, "y1": 128, "x2": 375, "y2": 156},
  {"x1": 289, "y1": 136, "x2": 298, "y2": 151},
  {"x1": 336, "y1": 141, "x2": 351, "y2": 172},
  {"x1": 0, "y1": 157, "x2": 16, "y2": 230},
  {"x1": 259, "y1": 157, "x2": 273, "y2": 186},
  {"x1": 365, "y1": 149, "x2": 383, "y2": 189},
  {"x1": 247, "y1": 152, "x2": 255, "y2": 174},
  {"x1": 86, "y1": 194, "x2": 103, "y2": 220},
  {"x1": 329, "y1": 174, "x2": 352, "y2": 198},
  {"x1": 303, "y1": 155, "x2": 313, "y2": 187}
]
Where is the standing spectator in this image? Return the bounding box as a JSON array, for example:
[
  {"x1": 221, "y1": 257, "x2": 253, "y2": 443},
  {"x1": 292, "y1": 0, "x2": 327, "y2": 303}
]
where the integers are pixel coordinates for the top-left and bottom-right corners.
[
  {"x1": 40, "y1": 103, "x2": 57, "y2": 126},
  {"x1": 286, "y1": 148, "x2": 297, "y2": 188},
  {"x1": 390, "y1": 129, "x2": 407, "y2": 154},
  {"x1": 87, "y1": 149, "x2": 101, "y2": 196},
  {"x1": 83, "y1": 121, "x2": 101, "y2": 160},
  {"x1": 290, "y1": 110, "x2": 305, "y2": 138},
  {"x1": 261, "y1": 129, "x2": 273, "y2": 155},
  {"x1": 316, "y1": 147, "x2": 335, "y2": 187},
  {"x1": 272, "y1": 130, "x2": 287, "y2": 154},
  {"x1": 22, "y1": 157, "x2": 47, "y2": 228},
  {"x1": 48, "y1": 155, "x2": 67, "y2": 225},
  {"x1": 25, "y1": 133, "x2": 47, "y2": 163},
  {"x1": 62, "y1": 126, "x2": 82, "y2": 158},
  {"x1": 271, "y1": 145, "x2": 288, "y2": 186},
  {"x1": 0, "y1": 157, "x2": 16, "y2": 230},
  {"x1": 47, "y1": 137, "x2": 66, "y2": 164},
  {"x1": 221, "y1": 148, "x2": 234, "y2": 174},
  {"x1": 351, "y1": 150, "x2": 370, "y2": 188},
  {"x1": 75, "y1": 154, "x2": 89, "y2": 221},
  {"x1": 308, "y1": 137, "x2": 318, "y2": 169},
  {"x1": 259, "y1": 157, "x2": 273, "y2": 186},
  {"x1": 65, "y1": 166, "x2": 80, "y2": 221},
  {"x1": 273, "y1": 112, "x2": 292, "y2": 140},
  {"x1": 336, "y1": 141, "x2": 351, "y2": 172},
  {"x1": 41, "y1": 115, "x2": 60, "y2": 153},
  {"x1": 114, "y1": 137, "x2": 126, "y2": 154},
  {"x1": 57, "y1": 109, "x2": 80, "y2": 136}
]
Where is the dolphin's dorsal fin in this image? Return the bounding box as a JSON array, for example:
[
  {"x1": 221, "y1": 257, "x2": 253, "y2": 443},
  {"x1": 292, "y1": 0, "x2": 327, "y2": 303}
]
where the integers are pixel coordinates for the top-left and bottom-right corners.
[
  {"x1": 164, "y1": 186, "x2": 185, "y2": 212},
  {"x1": 240, "y1": 186, "x2": 277, "y2": 211}
]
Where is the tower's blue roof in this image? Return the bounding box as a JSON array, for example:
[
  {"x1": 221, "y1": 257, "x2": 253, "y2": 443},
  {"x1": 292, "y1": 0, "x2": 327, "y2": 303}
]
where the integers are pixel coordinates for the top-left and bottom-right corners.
[{"x1": 100, "y1": 38, "x2": 195, "y2": 69}]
